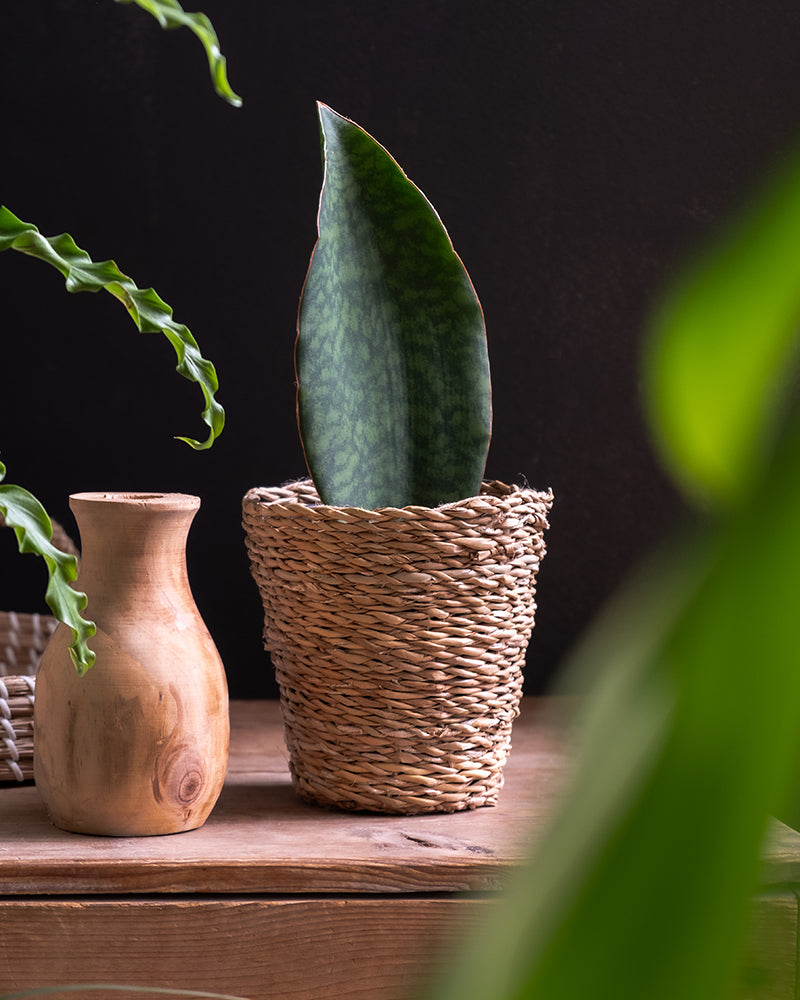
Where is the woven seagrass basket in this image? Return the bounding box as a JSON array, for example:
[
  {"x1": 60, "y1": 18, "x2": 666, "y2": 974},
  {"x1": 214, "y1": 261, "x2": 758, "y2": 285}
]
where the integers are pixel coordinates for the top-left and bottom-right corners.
[
  {"x1": 0, "y1": 515, "x2": 78, "y2": 782},
  {"x1": 242, "y1": 478, "x2": 552, "y2": 814}
]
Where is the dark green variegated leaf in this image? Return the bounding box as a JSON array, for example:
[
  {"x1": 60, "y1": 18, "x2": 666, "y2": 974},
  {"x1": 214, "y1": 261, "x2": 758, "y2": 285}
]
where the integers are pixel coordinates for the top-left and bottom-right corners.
[
  {"x1": 0, "y1": 460, "x2": 95, "y2": 676},
  {"x1": 113, "y1": 0, "x2": 242, "y2": 107},
  {"x1": 296, "y1": 104, "x2": 491, "y2": 509},
  {"x1": 0, "y1": 206, "x2": 224, "y2": 451}
]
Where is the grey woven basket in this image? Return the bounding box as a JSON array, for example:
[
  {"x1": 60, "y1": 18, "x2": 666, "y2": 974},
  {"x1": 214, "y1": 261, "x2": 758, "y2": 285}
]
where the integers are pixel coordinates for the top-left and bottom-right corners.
[
  {"x1": 243, "y1": 478, "x2": 553, "y2": 815},
  {"x1": 0, "y1": 516, "x2": 78, "y2": 782},
  {"x1": 0, "y1": 675, "x2": 36, "y2": 782},
  {"x1": 0, "y1": 610, "x2": 58, "y2": 679}
]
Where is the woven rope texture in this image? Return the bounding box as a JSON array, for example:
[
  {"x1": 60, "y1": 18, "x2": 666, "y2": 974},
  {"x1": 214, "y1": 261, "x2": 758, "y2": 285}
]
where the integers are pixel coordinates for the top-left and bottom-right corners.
[
  {"x1": 0, "y1": 611, "x2": 58, "y2": 677},
  {"x1": 243, "y1": 479, "x2": 552, "y2": 814},
  {"x1": 0, "y1": 675, "x2": 35, "y2": 782}
]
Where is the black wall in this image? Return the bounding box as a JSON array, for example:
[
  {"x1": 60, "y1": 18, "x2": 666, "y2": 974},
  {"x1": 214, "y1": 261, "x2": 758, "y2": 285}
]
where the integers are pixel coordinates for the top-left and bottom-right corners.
[{"x1": 3, "y1": 1, "x2": 799, "y2": 697}]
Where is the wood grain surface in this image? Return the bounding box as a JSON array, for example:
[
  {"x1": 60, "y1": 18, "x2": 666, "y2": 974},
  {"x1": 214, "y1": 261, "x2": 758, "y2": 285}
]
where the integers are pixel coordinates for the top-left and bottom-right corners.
[
  {"x1": 0, "y1": 896, "x2": 489, "y2": 1000},
  {"x1": 2, "y1": 699, "x2": 800, "y2": 999},
  {"x1": 0, "y1": 698, "x2": 571, "y2": 896}
]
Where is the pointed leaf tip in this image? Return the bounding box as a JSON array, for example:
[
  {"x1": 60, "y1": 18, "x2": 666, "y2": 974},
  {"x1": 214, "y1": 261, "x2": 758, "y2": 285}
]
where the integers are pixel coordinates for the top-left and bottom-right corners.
[{"x1": 297, "y1": 107, "x2": 491, "y2": 508}]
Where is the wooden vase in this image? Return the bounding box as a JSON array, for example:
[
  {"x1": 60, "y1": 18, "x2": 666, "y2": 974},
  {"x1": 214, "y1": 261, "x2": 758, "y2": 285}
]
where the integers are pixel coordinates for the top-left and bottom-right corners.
[{"x1": 34, "y1": 492, "x2": 229, "y2": 836}]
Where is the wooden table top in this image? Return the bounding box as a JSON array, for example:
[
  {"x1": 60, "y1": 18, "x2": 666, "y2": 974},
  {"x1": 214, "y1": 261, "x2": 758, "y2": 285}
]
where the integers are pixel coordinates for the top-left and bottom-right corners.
[{"x1": 0, "y1": 697, "x2": 572, "y2": 897}]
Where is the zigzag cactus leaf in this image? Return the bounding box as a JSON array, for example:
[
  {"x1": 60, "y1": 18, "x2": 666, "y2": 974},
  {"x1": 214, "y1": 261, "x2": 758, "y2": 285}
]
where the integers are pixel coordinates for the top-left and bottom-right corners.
[
  {"x1": 0, "y1": 460, "x2": 95, "y2": 676},
  {"x1": 0, "y1": 206, "x2": 225, "y2": 450},
  {"x1": 113, "y1": 0, "x2": 242, "y2": 107},
  {"x1": 296, "y1": 104, "x2": 491, "y2": 509}
]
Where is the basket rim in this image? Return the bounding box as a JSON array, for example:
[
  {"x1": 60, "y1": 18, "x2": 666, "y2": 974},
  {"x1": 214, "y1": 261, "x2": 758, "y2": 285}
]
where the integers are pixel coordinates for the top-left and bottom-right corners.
[{"x1": 243, "y1": 478, "x2": 553, "y2": 520}]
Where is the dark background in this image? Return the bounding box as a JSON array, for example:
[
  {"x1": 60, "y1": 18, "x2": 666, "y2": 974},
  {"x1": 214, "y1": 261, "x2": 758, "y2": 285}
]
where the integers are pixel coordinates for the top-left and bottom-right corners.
[{"x1": 2, "y1": 1, "x2": 799, "y2": 698}]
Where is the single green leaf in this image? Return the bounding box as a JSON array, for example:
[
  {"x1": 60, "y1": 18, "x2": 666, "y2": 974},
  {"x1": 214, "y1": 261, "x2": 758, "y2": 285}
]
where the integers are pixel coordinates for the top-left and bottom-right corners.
[
  {"x1": 0, "y1": 460, "x2": 95, "y2": 676},
  {"x1": 296, "y1": 103, "x2": 491, "y2": 508},
  {"x1": 113, "y1": 0, "x2": 242, "y2": 107},
  {"x1": 643, "y1": 145, "x2": 800, "y2": 509},
  {"x1": 0, "y1": 206, "x2": 225, "y2": 450}
]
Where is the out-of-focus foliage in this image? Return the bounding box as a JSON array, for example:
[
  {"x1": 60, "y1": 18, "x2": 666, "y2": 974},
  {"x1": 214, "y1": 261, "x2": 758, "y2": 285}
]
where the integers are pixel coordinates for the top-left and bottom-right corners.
[
  {"x1": 645, "y1": 147, "x2": 800, "y2": 510},
  {"x1": 428, "y1": 148, "x2": 800, "y2": 999}
]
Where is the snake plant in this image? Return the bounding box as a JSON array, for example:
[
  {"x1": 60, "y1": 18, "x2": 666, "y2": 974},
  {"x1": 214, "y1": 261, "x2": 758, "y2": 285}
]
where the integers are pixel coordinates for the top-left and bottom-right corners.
[{"x1": 296, "y1": 104, "x2": 491, "y2": 509}]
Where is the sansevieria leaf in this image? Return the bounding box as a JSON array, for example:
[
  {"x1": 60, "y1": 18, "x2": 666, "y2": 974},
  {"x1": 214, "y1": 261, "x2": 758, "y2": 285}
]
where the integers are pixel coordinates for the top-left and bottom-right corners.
[
  {"x1": 113, "y1": 0, "x2": 242, "y2": 107},
  {"x1": 296, "y1": 104, "x2": 491, "y2": 509},
  {"x1": 0, "y1": 206, "x2": 224, "y2": 451},
  {"x1": 0, "y1": 460, "x2": 95, "y2": 676}
]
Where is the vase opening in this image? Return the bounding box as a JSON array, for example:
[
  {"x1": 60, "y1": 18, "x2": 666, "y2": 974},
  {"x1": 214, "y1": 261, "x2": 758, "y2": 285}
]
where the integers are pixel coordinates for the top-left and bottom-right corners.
[{"x1": 69, "y1": 492, "x2": 201, "y2": 508}]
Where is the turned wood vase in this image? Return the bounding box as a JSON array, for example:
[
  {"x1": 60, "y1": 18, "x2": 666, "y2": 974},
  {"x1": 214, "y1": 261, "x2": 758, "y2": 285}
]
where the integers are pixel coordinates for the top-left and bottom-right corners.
[{"x1": 34, "y1": 492, "x2": 229, "y2": 836}]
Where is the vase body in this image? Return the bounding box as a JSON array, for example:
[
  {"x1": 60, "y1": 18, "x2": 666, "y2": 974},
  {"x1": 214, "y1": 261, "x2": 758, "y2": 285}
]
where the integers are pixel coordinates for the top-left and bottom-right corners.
[
  {"x1": 34, "y1": 492, "x2": 229, "y2": 836},
  {"x1": 243, "y1": 479, "x2": 552, "y2": 815}
]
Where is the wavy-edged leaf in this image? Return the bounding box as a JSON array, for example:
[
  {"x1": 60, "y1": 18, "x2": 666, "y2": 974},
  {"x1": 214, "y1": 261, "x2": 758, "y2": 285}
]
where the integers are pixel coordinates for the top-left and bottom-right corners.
[
  {"x1": 296, "y1": 104, "x2": 491, "y2": 509},
  {"x1": 0, "y1": 460, "x2": 95, "y2": 676},
  {"x1": 0, "y1": 206, "x2": 224, "y2": 450},
  {"x1": 643, "y1": 145, "x2": 800, "y2": 509},
  {"x1": 113, "y1": 0, "x2": 242, "y2": 107}
]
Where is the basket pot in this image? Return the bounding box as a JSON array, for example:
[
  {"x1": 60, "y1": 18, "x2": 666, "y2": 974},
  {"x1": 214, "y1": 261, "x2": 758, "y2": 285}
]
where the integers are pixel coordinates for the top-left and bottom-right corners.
[
  {"x1": 242, "y1": 479, "x2": 552, "y2": 814},
  {"x1": 34, "y1": 492, "x2": 230, "y2": 836}
]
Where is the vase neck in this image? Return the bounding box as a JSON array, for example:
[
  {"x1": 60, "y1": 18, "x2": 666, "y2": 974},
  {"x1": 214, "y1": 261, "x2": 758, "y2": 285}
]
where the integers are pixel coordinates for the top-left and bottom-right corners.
[{"x1": 69, "y1": 493, "x2": 200, "y2": 610}]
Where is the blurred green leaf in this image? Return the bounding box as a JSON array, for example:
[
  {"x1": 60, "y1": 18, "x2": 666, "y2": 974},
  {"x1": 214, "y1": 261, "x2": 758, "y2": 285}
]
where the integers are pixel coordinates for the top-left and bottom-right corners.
[
  {"x1": 644, "y1": 146, "x2": 800, "y2": 509},
  {"x1": 0, "y1": 460, "x2": 95, "y2": 676},
  {"x1": 114, "y1": 0, "x2": 242, "y2": 107},
  {"x1": 296, "y1": 104, "x2": 491, "y2": 508},
  {"x1": 0, "y1": 206, "x2": 225, "y2": 451},
  {"x1": 430, "y1": 409, "x2": 800, "y2": 1000},
  {"x1": 429, "y1": 139, "x2": 800, "y2": 1000}
]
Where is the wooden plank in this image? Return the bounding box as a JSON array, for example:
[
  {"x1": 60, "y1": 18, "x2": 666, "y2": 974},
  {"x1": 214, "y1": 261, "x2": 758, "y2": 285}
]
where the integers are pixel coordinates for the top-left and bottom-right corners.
[
  {"x1": 0, "y1": 896, "x2": 488, "y2": 1000},
  {"x1": 3, "y1": 893, "x2": 793, "y2": 1000},
  {"x1": 0, "y1": 698, "x2": 571, "y2": 896},
  {"x1": 730, "y1": 893, "x2": 798, "y2": 1000}
]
